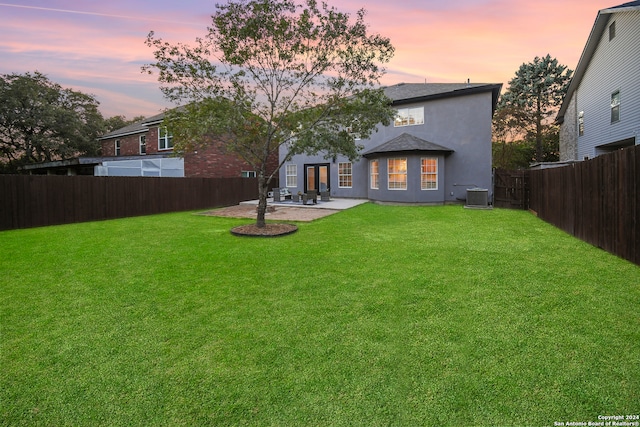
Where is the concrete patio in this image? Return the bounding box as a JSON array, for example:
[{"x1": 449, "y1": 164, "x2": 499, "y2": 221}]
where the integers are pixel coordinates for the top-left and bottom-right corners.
[
  {"x1": 201, "y1": 198, "x2": 369, "y2": 222},
  {"x1": 240, "y1": 197, "x2": 368, "y2": 210}
]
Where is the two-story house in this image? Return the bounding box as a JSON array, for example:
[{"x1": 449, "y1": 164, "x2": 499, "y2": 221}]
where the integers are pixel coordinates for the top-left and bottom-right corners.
[
  {"x1": 557, "y1": 1, "x2": 640, "y2": 161},
  {"x1": 279, "y1": 82, "x2": 501, "y2": 204},
  {"x1": 23, "y1": 109, "x2": 278, "y2": 178},
  {"x1": 98, "y1": 110, "x2": 274, "y2": 178}
]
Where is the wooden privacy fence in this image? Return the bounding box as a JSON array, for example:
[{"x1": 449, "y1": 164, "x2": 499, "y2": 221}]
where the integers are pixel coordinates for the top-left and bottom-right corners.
[
  {"x1": 527, "y1": 145, "x2": 639, "y2": 265},
  {"x1": 494, "y1": 169, "x2": 529, "y2": 210},
  {"x1": 0, "y1": 175, "x2": 262, "y2": 231}
]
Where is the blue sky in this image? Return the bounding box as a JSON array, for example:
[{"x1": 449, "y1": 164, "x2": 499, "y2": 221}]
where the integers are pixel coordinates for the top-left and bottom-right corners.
[{"x1": 0, "y1": 0, "x2": 613, "y2": 118}]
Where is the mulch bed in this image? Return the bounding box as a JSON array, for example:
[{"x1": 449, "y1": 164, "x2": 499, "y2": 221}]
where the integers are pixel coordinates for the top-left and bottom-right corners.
[{"x1": 230, "y1": 223, "x2": 298, "y2": 237}]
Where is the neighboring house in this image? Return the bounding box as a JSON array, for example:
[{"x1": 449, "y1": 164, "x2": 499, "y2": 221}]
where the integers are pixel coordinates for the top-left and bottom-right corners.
[
  {"x1": 24, "y1": 110, "x2": 277, "y2": 178},
  {"x1": 98, "y1": 111, "x2": 270, "y2": 178},
  {"x1": 557, "y1": 1, "x2": 640, "y2": 161},
  {"x1": 96, "y1": 112, "x2": 184, "y2": 177},
  {"x1": 280, "y1": 82, "x2": 502, "y2": 204}
]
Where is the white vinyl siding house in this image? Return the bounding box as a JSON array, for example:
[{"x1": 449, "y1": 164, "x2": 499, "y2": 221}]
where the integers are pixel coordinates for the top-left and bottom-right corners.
[{"x1": 558, "y1": 4, "x2": 640, "y2": 160}]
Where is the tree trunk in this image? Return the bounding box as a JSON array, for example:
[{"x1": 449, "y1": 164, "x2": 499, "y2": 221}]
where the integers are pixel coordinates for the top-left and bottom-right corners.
[{"x1": 256, "y1": 173, "x2": 268, "y2": 228}]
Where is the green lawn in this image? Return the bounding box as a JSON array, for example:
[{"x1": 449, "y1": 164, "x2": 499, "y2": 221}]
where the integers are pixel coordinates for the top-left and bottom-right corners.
[{"x1": 1, "y1": 204, "x2": 638, "y2": 426}]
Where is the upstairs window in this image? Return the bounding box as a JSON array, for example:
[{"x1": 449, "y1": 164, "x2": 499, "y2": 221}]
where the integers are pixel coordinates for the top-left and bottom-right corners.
[
  {"x1": 611, "y1": 91, "x2": 620, "y2": 123},
  {"x1": 115, "y1": 139, "x2": 121, "y2": 156},
  {"x1": 394, "y1": 107, "x2": 424, "y2": 127},
  {"x1": 139, "y1": 135, "x2": 146, "y2": 154},
  {"x1": 347, "y1": 120, "x2": 361, "y2": 140},
  {"x1": 158, "y1": 127, "x2": 173, "y2": 150},
  {"x1": 609, "y1": 21, "x2": 616, "y2": 41},
  {"x1": 241, "y1": 171, "x2": 256, "y2": 178}
]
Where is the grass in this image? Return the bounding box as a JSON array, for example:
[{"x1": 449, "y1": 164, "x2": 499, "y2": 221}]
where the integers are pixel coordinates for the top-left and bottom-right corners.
[{"x1": 1, "y1": 204, "x2": 638, "y2": 426}]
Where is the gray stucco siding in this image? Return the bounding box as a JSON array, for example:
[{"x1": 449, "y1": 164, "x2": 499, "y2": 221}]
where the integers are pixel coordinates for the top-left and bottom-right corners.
[
  {"x1": 279, "y1": 86, "x2": 495, "y2": 204},
  {"x1": 366, "y1": 154, "x2": 446, "y2": 203}
]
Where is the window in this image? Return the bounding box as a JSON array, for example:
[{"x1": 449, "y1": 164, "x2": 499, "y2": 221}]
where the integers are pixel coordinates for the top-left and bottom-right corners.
[
  {"x1": 338, "y1": 162, "x2": 352, "y2": 188},
  {"x1": 285, "y1": 164, "x2": 297, "y2": 187},
  {"x1": 578, "y1": 111, "x2": 584, "y2": 136},
  {"x1": 370, "y1": 159, "x2": 379, "y2": 189},
  {"x1": 421, "y1": 158, "x2": 438, "y2": 190},
  {"x1": 609, "y1": 21, "x2": 616, "y2": 41},
  {"x1": 158, "y1": 127, "x2": 173, "y2": 150},
  {"x1": 241, "y1": 171, "x2": 256, "y2": 178},
  {"x1": 139, "y1": 135, "x2": 146, "y2": 154},
  {"x1": 347, "y1": 121, "x2": 361, "y2": 140},
  {"x1": 611, "y1": 91, "x2": 620, "y2": 123},
  {"x1": 388, "y1": 158, "x2": 407, "y2": 190},
  {"x1": 394, "y1": 107, "x2": 424, "y2": 127},
  {"x1": 115, "y1": 139, "x2": 121, "y2": 156}
]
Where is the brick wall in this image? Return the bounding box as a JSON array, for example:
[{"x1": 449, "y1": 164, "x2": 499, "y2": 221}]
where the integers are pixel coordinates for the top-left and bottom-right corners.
[
  {"x1": 184, "y1": 144, "x2": 250, "y2": 178},
  {"x1": 184, "y1": 142, "x2": 279, "y2": 179},
  {"x1": 145, "y1": 127, "x2": 165, "y2": 155},
  {"x1": 100, "y1": 126, "x2": 172, "y2": 157},
  {"x1": 100, "y1": 127, "x2": 279, "y2": 179},
  {"x1": 101, "y1": 133, "x2": 145, "y2": 156}
]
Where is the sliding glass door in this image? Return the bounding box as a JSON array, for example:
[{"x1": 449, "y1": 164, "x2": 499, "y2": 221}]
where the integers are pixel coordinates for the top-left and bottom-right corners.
[{"x1": 305, "y1": 164, "x2": 330, "y2": 193}]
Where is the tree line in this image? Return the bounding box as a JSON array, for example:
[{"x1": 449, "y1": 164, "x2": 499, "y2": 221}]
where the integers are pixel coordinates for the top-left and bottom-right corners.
[{"x1": 0, "y1": 71, "x2": 144, "y2": 173}]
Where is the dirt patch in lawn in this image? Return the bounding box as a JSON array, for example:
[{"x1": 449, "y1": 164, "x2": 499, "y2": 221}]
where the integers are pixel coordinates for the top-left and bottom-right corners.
[
  {"x1": 230, "y1": 223, "x2": 298, "y2": 237},
  {"x1": 199, "y1": 204, "x2": 340, "y2": 222}
]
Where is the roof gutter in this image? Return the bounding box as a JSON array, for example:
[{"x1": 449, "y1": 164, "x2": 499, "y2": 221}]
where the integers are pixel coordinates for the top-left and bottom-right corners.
[{"x1": 392, "y1": 84, "x2": 502, "y2": 114}]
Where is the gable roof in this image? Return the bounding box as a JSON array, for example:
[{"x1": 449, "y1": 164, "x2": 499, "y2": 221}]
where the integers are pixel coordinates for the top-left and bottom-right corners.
[
  {"x1": 98, "y1": 119, "x2": 149, "y2": 140},
  {"x1": 99, "y1": 107, "x2": 189, "y2": 140},
  {"x1": 362, "y1": 133, "x2": 454, "y2": 158},
  {"x1": 556, "y1": 1, "x2": 640, "y2": 123},
  {"x1": 382, "y1": 82, "x2": 502, "y2": 112}
]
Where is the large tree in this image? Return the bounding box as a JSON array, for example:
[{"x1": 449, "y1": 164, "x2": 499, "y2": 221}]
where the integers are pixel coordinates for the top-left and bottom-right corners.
[
  {"x1": 0, "y1": 71, "x2": 104, "y2": 172},
  {"x1": 498, "y1": 55, "x2": 572, "y2": 163},
  {"x1": 143, "y1": 0, "x2": 396, "y2": 228}
]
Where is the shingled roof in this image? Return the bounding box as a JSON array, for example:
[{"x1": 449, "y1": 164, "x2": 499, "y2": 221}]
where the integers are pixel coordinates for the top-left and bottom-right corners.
[
  {"x1": 382, "y1": 82, "x2": 502, "y2": 110},
  {"x1": 98, "y1": 119, "x2": 149, "y2": 140},
  {"x1": 362, "y1": 133, "x2": 454, "y2": 158}
]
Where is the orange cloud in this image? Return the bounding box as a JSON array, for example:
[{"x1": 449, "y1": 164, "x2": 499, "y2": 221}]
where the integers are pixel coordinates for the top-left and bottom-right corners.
[{"x1": 0, "y1": 0, "x2": 615, "y2": 117}]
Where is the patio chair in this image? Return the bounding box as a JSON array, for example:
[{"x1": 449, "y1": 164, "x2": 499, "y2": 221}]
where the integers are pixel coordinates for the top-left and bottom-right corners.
[
  {"x1": 280, "y1": 188, "x2": 292, "y2": 200},
  {"x1": 303, "y1": 190, "x2": 318, "y2": 205},
  {"x1": 272, "y1": 188, "x2": 281, "y2": 202}
]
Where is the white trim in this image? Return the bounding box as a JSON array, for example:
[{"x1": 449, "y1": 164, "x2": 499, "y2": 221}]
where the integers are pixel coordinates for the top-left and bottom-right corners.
[
  {"x1": 387, "y1": 157, "x2": 407, "y2": 190},
  {"x1": 420, "y1": 157, "x2": 438, "y2": 190},
  {"x1": 338, "y1": 162, "x2": 352, "y2": 188},
  {"x1": 285, "y1": 164, "x2": 297, "y2": 187},
  {"x1": 370, "y1": 159, "x2": 379, "y2": 190}
]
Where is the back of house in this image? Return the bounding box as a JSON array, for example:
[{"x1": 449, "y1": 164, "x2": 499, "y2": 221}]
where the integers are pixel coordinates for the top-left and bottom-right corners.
[{"x1": 280, "y1": 82, "x2": 501, "y2": 204}]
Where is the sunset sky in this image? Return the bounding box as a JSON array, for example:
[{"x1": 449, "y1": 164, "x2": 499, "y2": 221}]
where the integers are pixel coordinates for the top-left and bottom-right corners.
[{"x1": 0, "y1": 0, "x2": 615, "y2": 118}]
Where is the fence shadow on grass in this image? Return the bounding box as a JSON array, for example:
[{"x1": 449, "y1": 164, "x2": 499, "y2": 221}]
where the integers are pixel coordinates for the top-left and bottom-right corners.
[
  {"x1": 496, "y1": 145, "x2": 638, "y2": 265},
  {"x1": 0, "y1": 176, "x2": 262, "y2": 231}
]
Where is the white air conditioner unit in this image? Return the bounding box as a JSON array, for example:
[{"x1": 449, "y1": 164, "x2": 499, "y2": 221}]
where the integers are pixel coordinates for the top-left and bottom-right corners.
[{"x1": 466, "y1": 188, "x2": 488, "y2": 207}]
